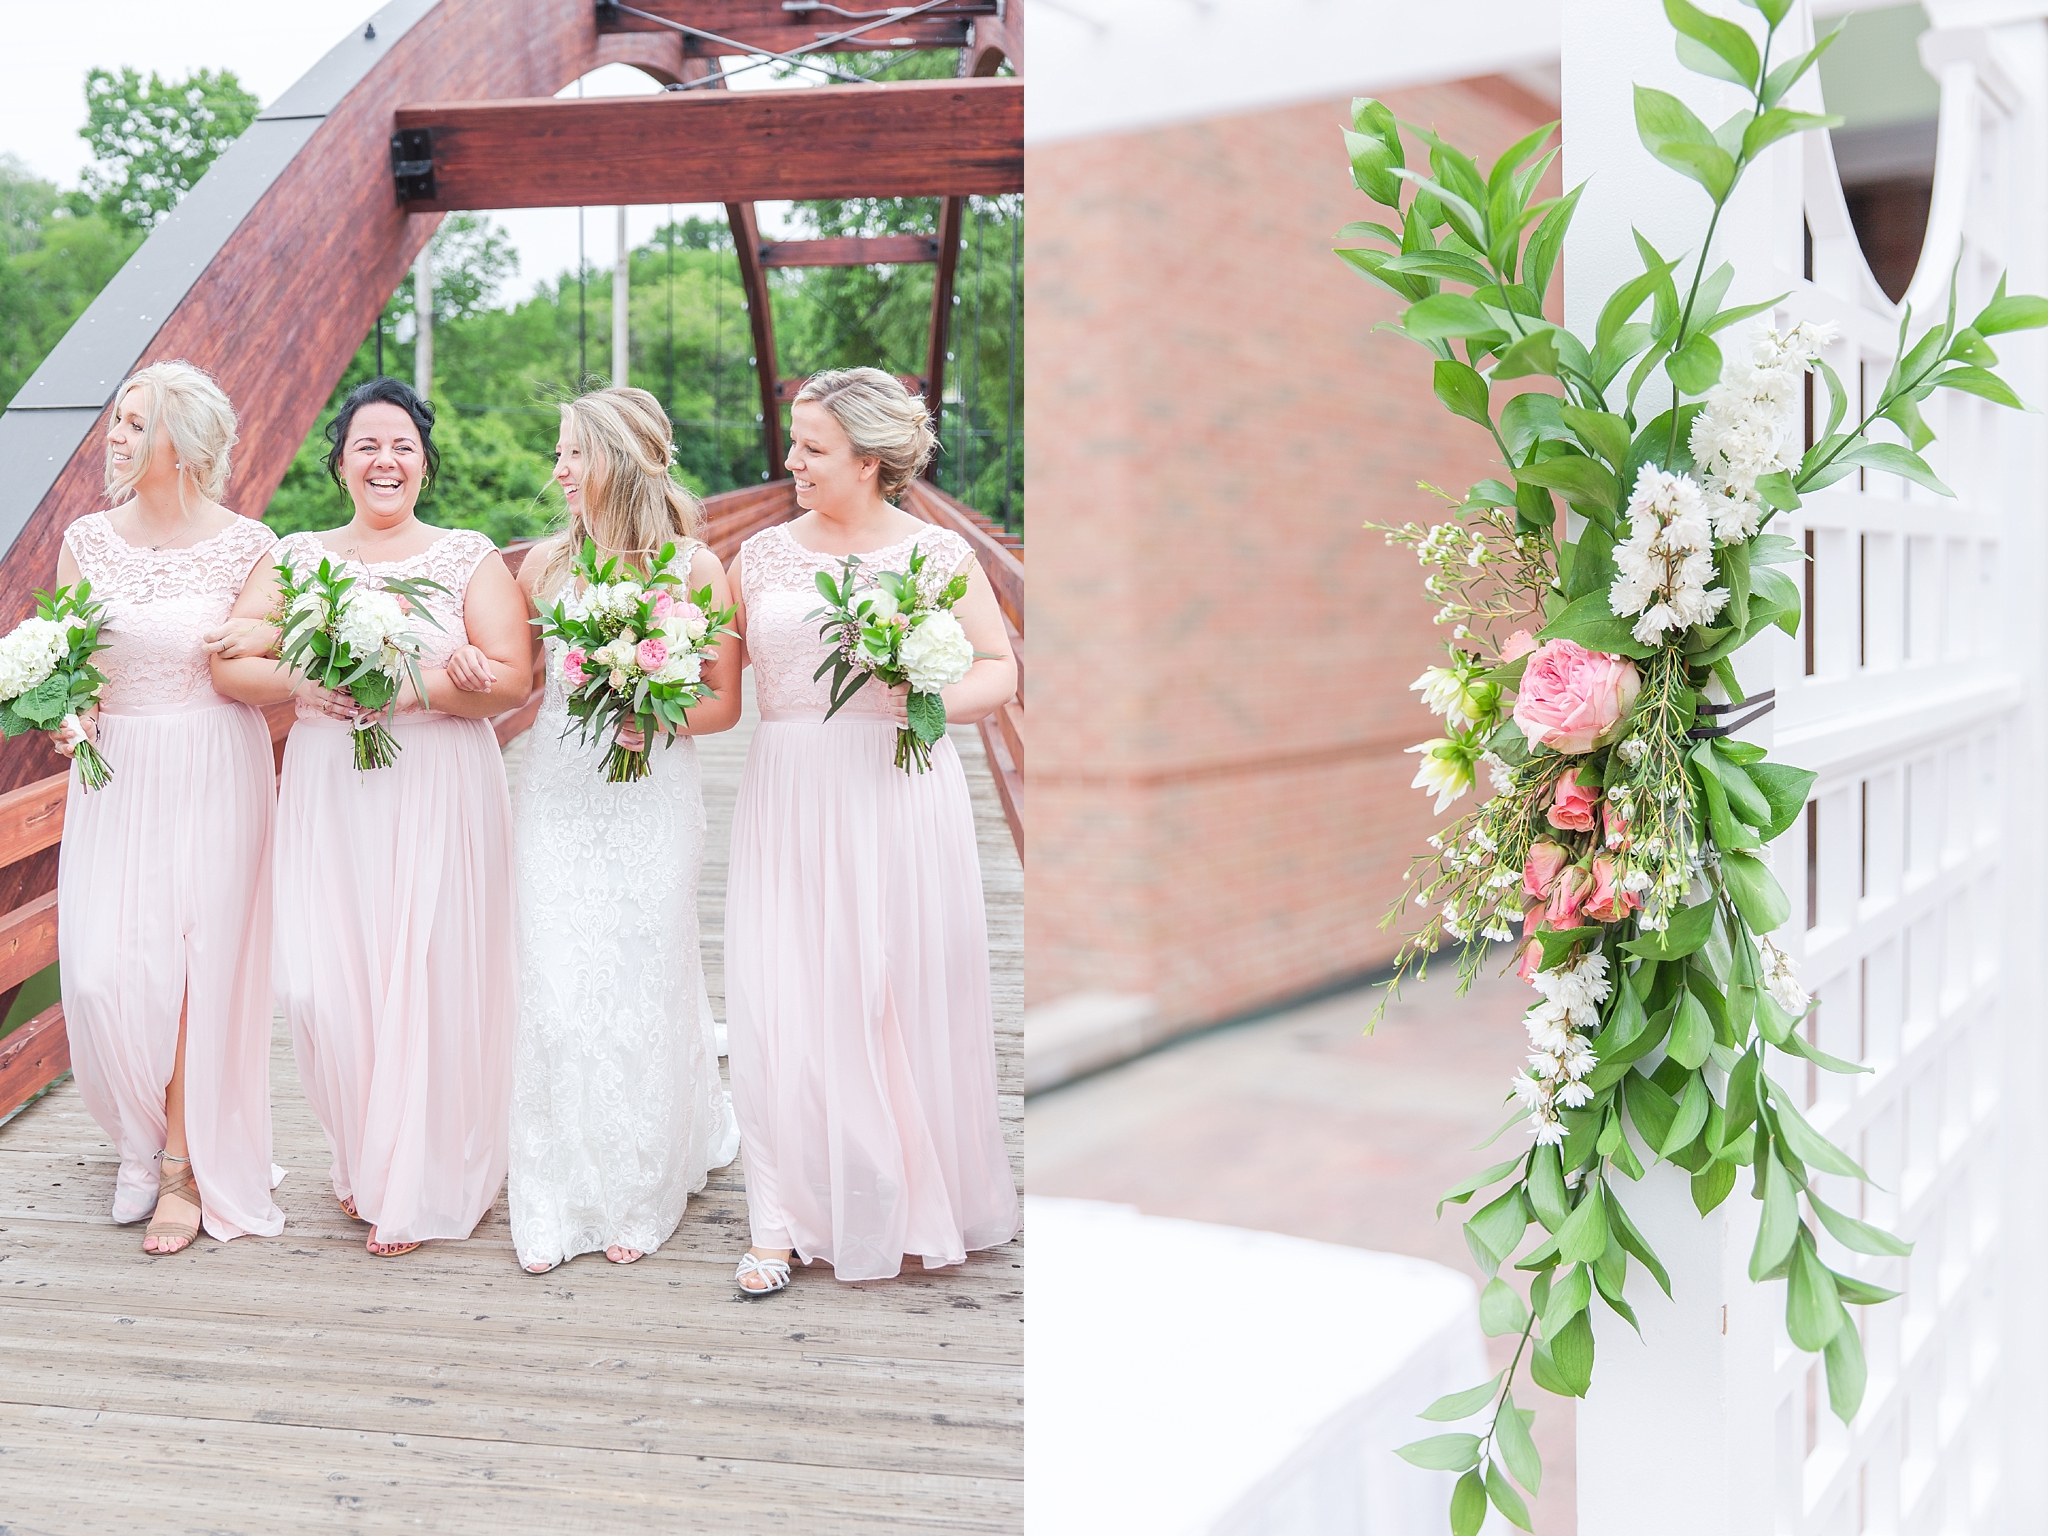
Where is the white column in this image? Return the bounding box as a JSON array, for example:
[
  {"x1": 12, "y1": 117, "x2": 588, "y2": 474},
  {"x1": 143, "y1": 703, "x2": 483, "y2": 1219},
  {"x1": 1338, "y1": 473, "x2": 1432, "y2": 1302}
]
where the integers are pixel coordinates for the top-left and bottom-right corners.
[
  {"x1": 413, "y1": 243, "x2": 433, "y2": 400},
  {"x1": 612, "y1": 206, "x2": 630, "y2": 387},
  {"x1": 1564, "y1": 4, "x2": 1800, "y2": 1531}
]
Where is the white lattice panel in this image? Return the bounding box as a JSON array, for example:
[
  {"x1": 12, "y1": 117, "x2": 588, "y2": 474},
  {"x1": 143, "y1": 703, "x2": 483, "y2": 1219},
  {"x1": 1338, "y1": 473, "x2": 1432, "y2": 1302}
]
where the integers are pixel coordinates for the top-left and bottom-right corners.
[{"x1": 1571, "y1": 6, "x2": 2048, "y2": 1534}]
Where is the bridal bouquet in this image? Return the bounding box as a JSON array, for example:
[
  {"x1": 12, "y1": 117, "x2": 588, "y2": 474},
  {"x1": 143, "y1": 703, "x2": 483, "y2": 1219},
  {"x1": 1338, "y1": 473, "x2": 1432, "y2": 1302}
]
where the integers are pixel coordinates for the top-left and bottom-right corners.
[
  {"x1": 539, "y1": 539, "x2": 735, "y2": 783},
  {"x1": 0, "y1": 583, "x2": 112, "y2": 790},
  {"x1": 274, "y1": 553, "x2": 446, "y2": 771},
  {"x1": 810, "y1": 543, "x2": 975, "y2": 773},
  {"x1": 1334, "y1": 2, "x2": 2048, "y2": 1529}
]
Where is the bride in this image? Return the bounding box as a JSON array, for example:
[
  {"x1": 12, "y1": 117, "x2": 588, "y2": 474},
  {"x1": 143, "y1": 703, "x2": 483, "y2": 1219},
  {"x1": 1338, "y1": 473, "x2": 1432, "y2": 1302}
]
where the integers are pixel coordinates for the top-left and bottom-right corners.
[{"x1": 478, "y1": 385, "x2": 741, "y2": 1274}]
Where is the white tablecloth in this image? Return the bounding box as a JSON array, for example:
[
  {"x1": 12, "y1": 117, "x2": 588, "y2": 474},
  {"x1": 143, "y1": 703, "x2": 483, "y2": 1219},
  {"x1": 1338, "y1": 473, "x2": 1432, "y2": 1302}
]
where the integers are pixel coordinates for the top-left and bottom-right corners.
[{"x1": 1026, "y1": 1197, "x2": 1492, "y2": 1536}]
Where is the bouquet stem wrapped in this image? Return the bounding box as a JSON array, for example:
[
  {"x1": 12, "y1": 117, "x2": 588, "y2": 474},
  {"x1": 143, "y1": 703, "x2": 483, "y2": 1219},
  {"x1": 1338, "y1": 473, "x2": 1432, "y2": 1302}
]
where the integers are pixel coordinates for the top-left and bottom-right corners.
[
  {"x1": 274, "y1": 554, "x2": 447, "y2": 772},
  {"x1": 538, "y1": 539, "x2": 736, "y2": 783},
  {"x1": 0, "y1": 583, "x2": 112, "y2": 791},
  {"x1": 809, "y1": 543, "x2": 976, "y2": 774}
]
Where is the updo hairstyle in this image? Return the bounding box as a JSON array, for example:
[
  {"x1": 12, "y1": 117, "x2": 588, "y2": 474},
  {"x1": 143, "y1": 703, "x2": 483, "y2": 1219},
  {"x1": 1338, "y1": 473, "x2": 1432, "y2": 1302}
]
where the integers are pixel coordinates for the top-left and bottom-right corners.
[{"x1": 792, "y1": 367, "x2": 938, "y2": 501}]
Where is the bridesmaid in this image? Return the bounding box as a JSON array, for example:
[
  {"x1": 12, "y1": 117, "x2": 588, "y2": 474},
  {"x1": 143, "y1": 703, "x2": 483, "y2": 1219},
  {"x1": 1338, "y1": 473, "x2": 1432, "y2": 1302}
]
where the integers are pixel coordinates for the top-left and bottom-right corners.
[
  {"x1": 725, "y1": 367, "x2": 1021, "y2": 1294},
  {"x1": 213, "y1": 377, "x2": 529, "y2": 1258},
  {"x1": 492, "y1": 385, "x2": 740, "y2": 1275},
  {"x1": 53, "y1": 359, "x2": 283, "y2": 1254}
]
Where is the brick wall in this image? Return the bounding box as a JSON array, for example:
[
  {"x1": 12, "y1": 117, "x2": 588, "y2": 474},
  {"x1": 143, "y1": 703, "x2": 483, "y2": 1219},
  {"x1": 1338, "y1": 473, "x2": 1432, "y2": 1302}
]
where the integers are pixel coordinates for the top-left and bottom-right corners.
[{"x1": 1026, "y1": 76, "x2": 1556, "y2": 1038}]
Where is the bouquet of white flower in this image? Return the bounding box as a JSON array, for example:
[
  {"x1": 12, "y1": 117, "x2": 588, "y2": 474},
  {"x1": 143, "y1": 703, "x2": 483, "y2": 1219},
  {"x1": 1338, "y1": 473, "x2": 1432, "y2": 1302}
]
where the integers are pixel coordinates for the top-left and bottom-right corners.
[
  {"x1": 809, "y1": 542, "x2": 977, "y2": 774},
  {"x1": 0, "y1": 583, "x2": 112, "y2": 790},
  {"x1": 273, "y1": 553, "x2": 447, "y2": 771},
  {"x1": 537, "y1": 539, "x2": 736, "y2": 783}
]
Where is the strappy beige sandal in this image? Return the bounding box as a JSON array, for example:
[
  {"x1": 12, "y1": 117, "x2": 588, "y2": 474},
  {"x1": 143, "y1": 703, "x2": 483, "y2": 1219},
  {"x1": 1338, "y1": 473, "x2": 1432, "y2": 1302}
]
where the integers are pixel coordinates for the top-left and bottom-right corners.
[
  {"x1": 144, "y1": 1154, "x2": 201, "y2": 1256},
  {"x1": 367, "y1": 1231, "x2": 422, "y2": 1258}
]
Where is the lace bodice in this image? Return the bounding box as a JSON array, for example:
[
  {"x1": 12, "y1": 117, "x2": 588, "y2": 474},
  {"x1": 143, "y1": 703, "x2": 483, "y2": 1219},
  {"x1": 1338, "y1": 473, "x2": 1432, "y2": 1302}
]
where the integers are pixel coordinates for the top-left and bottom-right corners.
[
  {"x1": 276, "y1": 528, "x2": 499, "y2": 721},
  {"x1": 63, "y1": 511, "x2": 276, "y2": 714},
  {"x1": 740, "y1": 521, "x2": 974, "y2": 721}
]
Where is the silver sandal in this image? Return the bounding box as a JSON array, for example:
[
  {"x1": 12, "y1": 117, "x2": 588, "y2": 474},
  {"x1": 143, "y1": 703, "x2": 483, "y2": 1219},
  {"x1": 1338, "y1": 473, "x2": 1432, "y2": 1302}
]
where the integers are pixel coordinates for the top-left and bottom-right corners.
[{"x1": 734, "y1": 1252, "x2": 792, "y2": 1298}]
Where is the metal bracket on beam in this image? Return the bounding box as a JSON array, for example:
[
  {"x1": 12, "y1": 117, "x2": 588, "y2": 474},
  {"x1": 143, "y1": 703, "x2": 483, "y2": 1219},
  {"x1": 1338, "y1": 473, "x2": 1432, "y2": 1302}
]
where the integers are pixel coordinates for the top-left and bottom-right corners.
[{"x1": 390, "y1": 127, "x2": 434, "y2": 203}]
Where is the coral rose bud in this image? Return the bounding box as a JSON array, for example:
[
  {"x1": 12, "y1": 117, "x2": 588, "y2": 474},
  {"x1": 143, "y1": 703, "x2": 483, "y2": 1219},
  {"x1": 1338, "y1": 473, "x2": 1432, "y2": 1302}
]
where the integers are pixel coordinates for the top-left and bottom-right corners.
[
  {"x1": 1546, "y1": 769, "x2": 1601, "y2": 832},
  {"x1": 1515, "y1": 937, "x2": 1544, "y2": 984},
  {"x1": 1602, "y1": 797, "x2": 1632, "y2": 850},
  {"x1": 1511, "y1": 638, "x2": 1642, "y2": 755},
  {"x1": 1500, "y1": 629, "x2": 1538, "y2": 664},
  {"x1": 1583, "y1": 853, "x2": 1642, "y2": 924},
  {"x1": 1546, "y1": 864, "x2": 1594, "y2": 928},
  {"x1": 1523, "y1": 839, "x2": 1570, "y2": 901}
]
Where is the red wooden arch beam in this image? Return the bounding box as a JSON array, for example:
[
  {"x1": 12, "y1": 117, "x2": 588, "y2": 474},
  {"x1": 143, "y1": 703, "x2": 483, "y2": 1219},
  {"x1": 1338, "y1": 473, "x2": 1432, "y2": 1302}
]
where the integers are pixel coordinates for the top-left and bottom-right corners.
[
  {"x1": 727, "y1": 202, "x2": 784, "y2": 480},
  {"x1": 598, "y1": 0, "x2": 993, "y2": 54},
  {"x1": 392, "y1": 79, "x2": 1022, "y2": 211},
  {"x1": 761, "y1": 235, "x2": 940, "y2": 268}
]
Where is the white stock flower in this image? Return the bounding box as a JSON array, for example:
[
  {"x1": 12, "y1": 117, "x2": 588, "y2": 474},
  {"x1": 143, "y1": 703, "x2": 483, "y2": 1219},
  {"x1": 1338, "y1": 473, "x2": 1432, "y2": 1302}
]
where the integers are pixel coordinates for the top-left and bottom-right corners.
[
  {"x1": 1754, "y1": 935, "x2": 1811, "y2": 1017},
  {"x1": 1688, "y1": 320, "x2": 1834, "y2": 542},
  {"x1": 900, "y1": 610, "x2": 975, "y2": 694},
  {"x1": 1609, "y1": 465, "x2": 1730, "y2": 645}
]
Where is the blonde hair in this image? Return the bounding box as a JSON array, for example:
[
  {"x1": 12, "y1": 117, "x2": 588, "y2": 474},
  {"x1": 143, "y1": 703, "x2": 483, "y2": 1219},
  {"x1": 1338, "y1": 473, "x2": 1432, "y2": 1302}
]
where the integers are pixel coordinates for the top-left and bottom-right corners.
[
  {"x1": 103, "y1": 360, "x2": 238, "y2": 504},
  {"x1": 535, "y1": 386, "x2": 702, "y2": 604},
  {"x1": 793, "y1": 367, "x2": 937, "y2": 501}
]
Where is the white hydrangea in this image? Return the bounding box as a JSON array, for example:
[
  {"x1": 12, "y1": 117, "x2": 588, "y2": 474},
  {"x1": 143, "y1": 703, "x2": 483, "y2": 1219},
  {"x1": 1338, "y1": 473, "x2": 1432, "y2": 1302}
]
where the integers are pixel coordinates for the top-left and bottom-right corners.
[
  {"x1": 1689, "y1": 320, "x2": 1835, "y2": 543},
  {"x1": 1608, "y1": 465, "x2": 1730, "y2": 645},
  {"x1": 0, "y1": 617, "x2": 66, "y2": 700},
  {"x1": 334, "y1": 590, "x2": 413, "y2": 677},
  {"x1": 899, "y1": 610, "x2": 975, "y2": 694}
]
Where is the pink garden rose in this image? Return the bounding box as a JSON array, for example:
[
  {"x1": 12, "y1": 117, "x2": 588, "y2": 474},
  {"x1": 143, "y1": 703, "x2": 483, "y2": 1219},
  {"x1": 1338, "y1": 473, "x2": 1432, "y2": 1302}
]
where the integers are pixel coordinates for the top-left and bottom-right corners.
[
  {"x1": 1547, "y1": 769, "x2": 1600, "y2": 832},
  {"x1": 1515, "y1": 936, "x2": 1544, "y2": 984},
  {"x1": 650, "y1": 589, "x2": 675, "y2": 620},
  {"x1": 1546, "y1": 864, "x2": 1593, "y2": 929},
  {"x1": 1582, "y1": 854, "x2": 1640, "y2": 924},
  {"x1": 562, "y1": 648, "x2": 588, "y2": 687},
  {"x1": 1512, "y1": 638, "x2": 1641, "y2": 754},
  {"x1": 635, "y1": 636, "x2": 669, "y2": 672},
  {"x1": 1523, "y1": 839, "x2": 1570, "y2": 901}
]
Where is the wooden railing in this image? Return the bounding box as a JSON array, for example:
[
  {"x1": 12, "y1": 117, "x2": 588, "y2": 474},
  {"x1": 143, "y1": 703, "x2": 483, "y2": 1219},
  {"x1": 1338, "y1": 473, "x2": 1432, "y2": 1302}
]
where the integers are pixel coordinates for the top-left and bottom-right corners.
[{"x1": 0, "y1": 481, "x2": 1024, "y2": 1124}]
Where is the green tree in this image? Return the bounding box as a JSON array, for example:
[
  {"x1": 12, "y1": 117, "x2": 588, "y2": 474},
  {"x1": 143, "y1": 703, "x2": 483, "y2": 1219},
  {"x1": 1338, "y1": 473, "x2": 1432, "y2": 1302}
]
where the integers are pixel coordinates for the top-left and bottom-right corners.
[
  {"x1": 0, "y1": 149, "x2": 140, "y2": 406},
  {"x1": 79, "y1": 65, "x2": 260, "y2": 231}
]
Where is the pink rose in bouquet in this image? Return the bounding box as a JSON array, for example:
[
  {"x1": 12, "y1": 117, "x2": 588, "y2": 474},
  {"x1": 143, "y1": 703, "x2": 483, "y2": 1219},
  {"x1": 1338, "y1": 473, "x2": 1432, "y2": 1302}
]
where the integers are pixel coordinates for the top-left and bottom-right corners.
[
  {"x1": 1602, "y1": 798, "x2": 1632, "y2": 850},
  {"x1": 1582, "y1": 853, "x2": 1641, "y2": 924},
  {"x1": 1522, "y1": 839, "x2": 1570, "y2": 900},
  {"x1": 1500, "y1": 629, "x2": 1538, "y2": 664},
  {"x1": 1512, "y1": 639, "x2": 1641, "y2": 754},
  {"x1": 562, "y1": 648, "x2": 588, "y2": 687},
  {"x1": 1547, "y1": 769, "x2": 1601, "y2": 832},
  {"x1": 650, "y1": 590, "x2": 675, "y2": 621},
  {"x1": 1514, "y1": 936, "x2": 1544, "y2": 984},
  {"x1": 636, "y1": 637, "x2": 669, "y2": 672},
  {"x1": 1545, "y1": 863, "x2": 1593, "y2": 928}
]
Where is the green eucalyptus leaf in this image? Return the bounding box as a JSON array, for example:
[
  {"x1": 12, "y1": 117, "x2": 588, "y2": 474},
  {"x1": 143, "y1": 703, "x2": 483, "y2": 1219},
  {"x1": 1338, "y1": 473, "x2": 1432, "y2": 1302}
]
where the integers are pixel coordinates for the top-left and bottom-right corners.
[
  {"x1": 1495, "y1": 1390, "x2": 1543, "y2": 1495},
  {"x1": 1936, "y1": 365, "x2": 2027, "y2": 409},
  {"x1": 1487, "y1": 1458, "x2": 1535, "y2": 1532},
  {"x1": 1764, "y1": 1075, "x2": 1871, "y2": 1179},
  {"x1": 1822, "y1": 1303, "x2": 1868, "y2": 1421},
  {"x1": 1970, "y1": 288, "x2": 2048, "y2": 336},
  {"x1": 1438, "y1": 1155, "x2": 1525, "y2": 1216},
  {"x1": 1622, "y1": 898, "x2": 1718, "y2": 960},
  {"x1": 1666, "y1": 989, "x2": 1713, "y2": 1070},
  {"x1": 1451, "y1": 1469, "x2": 1489, "y2": 1536},
  {"x1": 1668, "y1": 331, "x2": 1724, "y2": 395},
  {"x1": 1420, "y1": 1372, "x2": 1506, "y2": 1422},
  {"x1": 1555, "y1": 1184, "x2": 1611, "y2": 1266},
  {"x1": 1536, "y1": 591, "x2": 1654, "y2": 658},
  {"x1": 1750, "y1": 1147, "x2": 1799, "y2": 1280},
  {"x1": 1396, "y1": 1433, "x2": 1484, "y2": 1472},
  {"x1": 1480, "y1": 1276, "x2": 1530, "y2": 1337},
  {"x1": 1808, "y1": 1189, "x2": 1912, "y2": 1257},
  {"x1": 1786, "y1": 1231, "x2": 1846, "y2": 1350},
  {"x1": 1666, "y1": 0, "x2": 1760, "y2": 88},
  {"x1": 1546, "y1": 1308, "x2": 1595, "y2": 1397},
  {"x1": 1841, "y1": 441, "x2": 1954, "y2": 497},
  {"x1": 1721, "y1": 851, "x2": 1791, "y2": 933}
]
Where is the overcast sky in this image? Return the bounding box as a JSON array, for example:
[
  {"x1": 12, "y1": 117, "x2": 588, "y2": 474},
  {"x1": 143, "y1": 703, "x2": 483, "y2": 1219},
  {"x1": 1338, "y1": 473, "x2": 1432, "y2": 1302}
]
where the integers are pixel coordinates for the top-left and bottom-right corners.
[{"x1": 0, "y1": 1, "x2": 804, "y2": 306}]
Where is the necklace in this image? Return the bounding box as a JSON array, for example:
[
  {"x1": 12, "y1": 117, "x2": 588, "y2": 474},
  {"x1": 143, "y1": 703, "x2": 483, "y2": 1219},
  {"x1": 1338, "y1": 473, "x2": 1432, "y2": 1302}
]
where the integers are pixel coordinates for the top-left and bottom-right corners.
[{"x1": 135, "y1": 502, "x2": 196, "y2": 552}]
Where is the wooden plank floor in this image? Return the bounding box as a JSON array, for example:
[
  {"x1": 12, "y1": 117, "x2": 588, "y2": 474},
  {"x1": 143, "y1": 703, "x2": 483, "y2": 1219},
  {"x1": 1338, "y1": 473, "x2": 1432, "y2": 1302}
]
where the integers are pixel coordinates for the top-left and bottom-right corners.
[{"x1": 0, "y1": 701, "x2": 1023, "y2": 1533}]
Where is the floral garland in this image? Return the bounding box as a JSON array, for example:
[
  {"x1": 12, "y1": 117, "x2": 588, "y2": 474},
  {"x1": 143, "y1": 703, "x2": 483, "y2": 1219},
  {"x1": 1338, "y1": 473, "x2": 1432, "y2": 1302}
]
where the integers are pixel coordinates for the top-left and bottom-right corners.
[{"x1": 1334, "y1": 3, "x2": 2048, "y2": 1531}]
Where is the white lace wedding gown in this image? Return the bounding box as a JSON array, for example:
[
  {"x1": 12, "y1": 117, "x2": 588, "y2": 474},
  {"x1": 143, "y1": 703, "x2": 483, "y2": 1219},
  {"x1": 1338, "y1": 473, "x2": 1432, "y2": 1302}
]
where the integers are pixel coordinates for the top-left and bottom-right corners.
[{"x1": 507, "y1": 621, "x2": 740, "y2": 1271}]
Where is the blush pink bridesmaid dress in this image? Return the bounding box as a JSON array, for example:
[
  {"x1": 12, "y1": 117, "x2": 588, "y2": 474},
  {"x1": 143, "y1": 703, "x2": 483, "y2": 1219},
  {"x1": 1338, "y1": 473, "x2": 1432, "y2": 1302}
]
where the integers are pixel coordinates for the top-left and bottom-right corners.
[
  {"x1": 57, "y1": 511, "x2": 285, "y2": 1240},
  {"x1": 725, "y1": 522, "x2": 1019, "y2": 1282},
  {"x1": 270, "y1": 528, "x2": 516, "y2": 1247}
]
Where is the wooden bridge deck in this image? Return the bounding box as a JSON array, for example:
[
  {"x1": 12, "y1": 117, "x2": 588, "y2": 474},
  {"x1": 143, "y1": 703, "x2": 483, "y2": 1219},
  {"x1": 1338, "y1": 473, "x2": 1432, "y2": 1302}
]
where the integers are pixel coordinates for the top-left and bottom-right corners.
[{"x1": 0, "y1": 702, "x2": 1023, "y2": 1534}]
